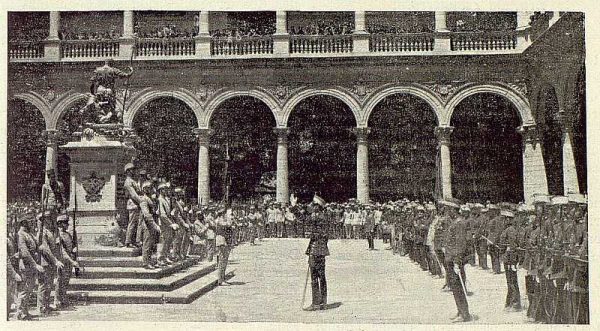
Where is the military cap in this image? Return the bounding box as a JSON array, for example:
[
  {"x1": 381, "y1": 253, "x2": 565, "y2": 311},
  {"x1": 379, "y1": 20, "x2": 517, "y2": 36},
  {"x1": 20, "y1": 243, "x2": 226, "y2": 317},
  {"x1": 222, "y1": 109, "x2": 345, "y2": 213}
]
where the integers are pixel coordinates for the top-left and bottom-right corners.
[
  {"x1": 57, "y1": 214, "x2": 69, "y2": 223},
  {"x1": 487, "y1": 203, "x2": 500, "y2": 210},
  {"x1": 460, "y1": 205, "x2": 471, "y2": 213},
  {"x1": 138, "y1": 169, "x2": 147, "y2": 175},
  {"x1": 141, "y1": 180, "x2": 153, "y2": 190},
  {"x1": 124, "y1": 163, "x2": 136, "y2": 172},
  {"x1": 157, "y1": 182, "x2": 169, "y2": 190}
]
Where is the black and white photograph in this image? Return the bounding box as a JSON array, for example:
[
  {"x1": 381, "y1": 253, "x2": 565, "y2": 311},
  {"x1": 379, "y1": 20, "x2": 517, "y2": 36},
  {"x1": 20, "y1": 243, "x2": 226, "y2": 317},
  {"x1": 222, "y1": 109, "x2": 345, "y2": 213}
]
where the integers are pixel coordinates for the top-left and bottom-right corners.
[{"x1": 2, "y1": 1, "x2": 593, "y2": 328}]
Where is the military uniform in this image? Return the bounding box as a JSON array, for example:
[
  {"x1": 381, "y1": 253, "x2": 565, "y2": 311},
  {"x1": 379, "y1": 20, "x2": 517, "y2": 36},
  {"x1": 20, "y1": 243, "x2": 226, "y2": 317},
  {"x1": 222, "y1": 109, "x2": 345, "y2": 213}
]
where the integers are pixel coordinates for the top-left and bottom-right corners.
[
  {"x1": 215, "y1": 212, "x2": 233, "y2": 285},
  {"x1": 157, "y1": 188, "x2": 175, "y2": 264},
  {"x1": 55, "y1": 215, "x2": 78, "y2": 308},
  {"x1": 140, "y1": 189, "x2": 160, "y2": 269},
  {"x1": 499, "y1": 210, "x2": 522, "y2": 311},
  {"x1": 305, "y1": 201, "x2": 329, "y2": 310},
  {"x1": 16, "y1": 217, "x2": 41, "y2": 320},
  {"x1": 124, "y1": 166, "x2": 142, "y2": 247},
  {"x1": 443, "y1": 204, "x2": 471, "y2": 322},
  {"x1": 37, "y1": 216, "x2": 64, "y2": 314}
]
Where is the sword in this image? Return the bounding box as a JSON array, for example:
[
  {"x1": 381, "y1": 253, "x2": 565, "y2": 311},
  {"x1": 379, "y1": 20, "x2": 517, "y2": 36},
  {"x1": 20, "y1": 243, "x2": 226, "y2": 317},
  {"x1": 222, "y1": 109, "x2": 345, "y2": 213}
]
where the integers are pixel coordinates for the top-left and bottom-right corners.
[
  {"x1": 456, "y1": 264, "x2": 468, "y2": 298},
  {"x1": 301, "y1": 262, "x2": 310, "y2": 309}
]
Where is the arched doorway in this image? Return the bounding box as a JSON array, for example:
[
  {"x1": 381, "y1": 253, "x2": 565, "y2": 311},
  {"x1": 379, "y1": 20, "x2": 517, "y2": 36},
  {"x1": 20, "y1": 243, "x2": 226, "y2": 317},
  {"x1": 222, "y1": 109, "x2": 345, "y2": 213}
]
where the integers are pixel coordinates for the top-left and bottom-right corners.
[
  {"x1": 450, "y1": 93, "x2": 523, "y2": 203},
  {"x1": 367, "y1": 94, "x2": 438, "y2": 201},
  {"x1": 538, "y1": 85, "x2": 564, "y2": 195},
  {"x1": 132, "y1": 97, "x2": 199, "y2": 201},
  {"x1": 209, "y1": 96, "x2": 277, "y2": 202},
  {"x1": 7, "y1": 99, "x2": 47, "y2": 202},
  {"x1": 288, "y1": 95, "x2": 357, "y2": 203}
]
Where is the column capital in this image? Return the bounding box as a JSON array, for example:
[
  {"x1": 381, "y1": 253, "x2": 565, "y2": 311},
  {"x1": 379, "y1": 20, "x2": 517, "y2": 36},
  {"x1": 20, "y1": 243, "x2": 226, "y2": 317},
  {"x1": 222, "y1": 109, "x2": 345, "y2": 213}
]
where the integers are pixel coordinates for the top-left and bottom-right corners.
[
  {"x1": 517, "y1": 125, "x2": 541, "y2": 144},
  {"x1": 352, "y1": 127, "x2": 371, "y2": 143},
  {"x1": 434, "y1": 126, "x2": 454, "y2": 144},
  {"x1": 273, "y1": 127, "x2": 290, "y2": 144},
  {"x1": 43, "y1": 129, "x2": 61, "y2": 145},
  {"x1": 193, "y1": 128, "x2": 214, "y2": 144}
]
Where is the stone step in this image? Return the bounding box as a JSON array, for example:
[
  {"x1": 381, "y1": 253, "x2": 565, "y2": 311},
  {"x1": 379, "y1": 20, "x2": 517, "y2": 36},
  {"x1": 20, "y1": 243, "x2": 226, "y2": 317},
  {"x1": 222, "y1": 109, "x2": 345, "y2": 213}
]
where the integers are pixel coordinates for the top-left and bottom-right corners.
[
  {"x1": 67, "y1": 269, "x2": 235, "y2": 304},
  {"x1": 79, "y1": 256, "x2": 145, "y2": 268},
  {"x1": 79, "y1": 246, "x2": 141, "y2": 258},
  {"x1": 80, "y1": 257, "x2": 201, "y2": 279},
  {"x1": 69, "y1": 262, "x2": 216, "y2": 291}
]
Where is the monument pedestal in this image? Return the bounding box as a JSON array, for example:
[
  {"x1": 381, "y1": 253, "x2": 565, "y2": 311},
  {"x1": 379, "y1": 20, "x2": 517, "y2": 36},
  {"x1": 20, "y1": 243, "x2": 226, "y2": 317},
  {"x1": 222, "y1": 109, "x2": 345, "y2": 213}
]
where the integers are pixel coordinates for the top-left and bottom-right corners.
[{"x1": 61, "y1": 124, "x2": 137, "y2": 247}]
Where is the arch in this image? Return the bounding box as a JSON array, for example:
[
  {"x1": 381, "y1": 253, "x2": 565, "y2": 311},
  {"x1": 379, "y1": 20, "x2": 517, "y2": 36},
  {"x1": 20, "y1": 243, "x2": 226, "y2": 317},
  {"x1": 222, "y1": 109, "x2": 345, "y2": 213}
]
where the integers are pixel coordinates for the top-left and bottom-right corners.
[
  {"x1": 48, "y1": 92, "x2": 89, "y2": 130},
  {"x1": 11, "y1": 92, "x2": 52, "y2": 129},
  {"x1": 281, "y1": 87, "x2": 361, "y2": 127},
  {"x1": 444, "y1": 83, "x2": 533, "y2": 126},
  {"x1": 362, "y1": 84, "x2": 444, "y2": 126},
  {"x1": 124, "y1": 88, "x2": 202, "y2": 127},
  {"x1": 203, "y1": 88, "x2": 281, "y2": 128}
]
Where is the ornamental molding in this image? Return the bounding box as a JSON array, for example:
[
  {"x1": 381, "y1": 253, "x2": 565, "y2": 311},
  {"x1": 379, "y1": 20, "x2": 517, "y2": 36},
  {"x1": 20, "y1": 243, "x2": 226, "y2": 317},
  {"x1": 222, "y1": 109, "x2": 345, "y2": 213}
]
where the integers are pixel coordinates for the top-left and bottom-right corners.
[
  {"x1": 421, "y1": 82, "x2": 465, "y2": 102},
  {"x1": 194, "y1": 85, "x2": 220, "y2": 105},
  {"x1": 506, "y1": 79, "x2": 529, "y2": 97},
  {"x1": 81, "y1": 172, "x2": 107, "y2": 203}
]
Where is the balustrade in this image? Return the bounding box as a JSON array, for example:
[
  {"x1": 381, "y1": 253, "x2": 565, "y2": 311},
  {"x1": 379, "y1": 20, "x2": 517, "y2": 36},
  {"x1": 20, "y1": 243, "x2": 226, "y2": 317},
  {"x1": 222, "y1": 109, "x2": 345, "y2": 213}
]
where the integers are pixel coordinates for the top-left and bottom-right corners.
[
  {"x1": 9, "y1": 41, "x2": 44, "y2": 59},
  {"x1": 136, "y1": 38, "x2": 196, "y2": 57},
  {"x1": 289, "y1": 35, "x2": 353, "y2": 54},
  {"x1": 210, "y1": 36, "x2": 274, "y2": 56},
  {"x1": 369, "y1": 33, "x2": 434, "y2": 52},
  {"x1": 61, "y1": 40, "x2": 120, "y2": 59},
  {"x1": 450, "y1": 31, "x2": 517, "y2": 51}
]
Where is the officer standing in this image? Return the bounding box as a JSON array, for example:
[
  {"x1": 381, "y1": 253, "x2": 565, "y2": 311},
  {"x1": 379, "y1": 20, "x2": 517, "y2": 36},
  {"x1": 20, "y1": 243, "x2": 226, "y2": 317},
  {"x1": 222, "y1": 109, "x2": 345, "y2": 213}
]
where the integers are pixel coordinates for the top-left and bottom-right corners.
[
  {"x1": 443, "y1": 199, "x2": 472, "y2": 322},
  {"x1": 364, "y1": 205, "x2": 376, "y2": 250},
  {"x1": 124, "y1": 163, "x2": 142, "y2": 248},
  {"x1": 304, "y1": 195, "x2": 329, "y2": 311},
  {"x1": 216, "y1": 208, "x2": 233, "y2": 286},
  {"x1": 140, "y1": 181, "x2": 160, "y2": 269},
  {"x1": 37, "y1": 211, "x2": 65, "y2": 315},
  {"x1": 499, "y1": 207, "x2": 522, "y2": 311},
  {"x1": 157, "y1": 182, "x2": 177, "y2": 266},
  {"x1": 55, "y1": 214, "x2": 80, "y2": 309},
  {"x1": 16, "y1": 213, "x2": 44, "y2": 320}
]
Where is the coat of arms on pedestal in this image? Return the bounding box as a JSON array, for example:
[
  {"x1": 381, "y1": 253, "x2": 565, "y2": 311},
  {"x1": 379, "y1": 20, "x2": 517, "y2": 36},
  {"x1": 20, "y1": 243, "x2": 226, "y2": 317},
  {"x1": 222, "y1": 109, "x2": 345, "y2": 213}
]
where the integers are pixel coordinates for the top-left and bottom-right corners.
[{"x1": 82, "y1": 172, "x2": 107, "y2": 203}]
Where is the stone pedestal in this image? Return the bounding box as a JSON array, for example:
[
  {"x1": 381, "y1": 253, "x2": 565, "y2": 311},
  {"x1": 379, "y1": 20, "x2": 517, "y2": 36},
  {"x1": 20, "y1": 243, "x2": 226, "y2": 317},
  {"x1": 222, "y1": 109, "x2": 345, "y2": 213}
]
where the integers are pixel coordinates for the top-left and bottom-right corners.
[{"x1": 61, "y1": 124, "x2": 136, "y2": 246}]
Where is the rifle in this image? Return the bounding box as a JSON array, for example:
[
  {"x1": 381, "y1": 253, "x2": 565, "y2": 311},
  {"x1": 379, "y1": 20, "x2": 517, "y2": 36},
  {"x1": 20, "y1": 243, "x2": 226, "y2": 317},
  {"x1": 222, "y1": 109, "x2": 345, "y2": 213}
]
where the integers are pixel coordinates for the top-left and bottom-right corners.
[
  {"x1": 37, "y1": 188, "x2": 48, "y2": 266},
  {"x1": 73, "y1": 188, "x2": 81, "y2": 277}
]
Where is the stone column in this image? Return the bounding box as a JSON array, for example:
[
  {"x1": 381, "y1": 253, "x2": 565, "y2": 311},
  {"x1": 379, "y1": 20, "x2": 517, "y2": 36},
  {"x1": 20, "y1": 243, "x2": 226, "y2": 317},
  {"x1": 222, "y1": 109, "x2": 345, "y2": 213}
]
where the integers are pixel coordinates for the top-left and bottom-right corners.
[
  {"x1": 558, "y1": 112, "x2": 580, "y2": 194},
  {"x1": 43, "y1": 129, "x2": 60, "y2": 183},
  {"x1": 195, "y1": 11, "x2": 211, "y2": 57},
  {"x1": 274, "y1": 128, "x2": 290, "y2": 204},
  {"x1": 273, "y1": 11, "x2": 290, "y2": 56},
  {"x1": 435, "y1": 126, "x2": 453, "y2": 199},
  {"x1": 354, "y1": 127, "x2": 370, "y2": 203},
  {"x1": 353, "y1": 11, "x2": 370, "y2": 54},
  {"x1": 518, "y1": 125, "x2": 549, "y2": 204},
  {"x1": 433, "y1": 11, "x2": 451, "y2": 53},
  {"x1": 44, "y1": 11, "x2": 61, "y2": 61},
  {"x1": 194, "y1": 128, "x2": 213, "y2": 205},
  {"x1": 120, "y1": 11, "x2": 135, "y2": 59}
]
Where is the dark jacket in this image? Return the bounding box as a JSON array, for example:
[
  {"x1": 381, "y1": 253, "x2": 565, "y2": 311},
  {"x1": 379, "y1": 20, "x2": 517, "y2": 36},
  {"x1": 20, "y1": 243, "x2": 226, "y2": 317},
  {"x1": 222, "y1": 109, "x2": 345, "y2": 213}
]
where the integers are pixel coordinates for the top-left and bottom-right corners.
[{"x1": 305, "y1": 211, "x2": 329, "y2": 256}]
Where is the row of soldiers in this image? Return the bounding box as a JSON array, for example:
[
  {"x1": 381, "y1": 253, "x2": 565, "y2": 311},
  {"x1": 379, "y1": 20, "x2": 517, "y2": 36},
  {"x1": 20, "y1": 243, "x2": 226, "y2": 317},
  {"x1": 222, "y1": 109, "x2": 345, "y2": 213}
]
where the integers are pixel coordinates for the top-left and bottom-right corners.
[
  {"x1": 388, "y1": 193, "x2": 588, "y2": 324},
  {"x1": 7, "y1": 169, "x2": 79, "y2": 320}
]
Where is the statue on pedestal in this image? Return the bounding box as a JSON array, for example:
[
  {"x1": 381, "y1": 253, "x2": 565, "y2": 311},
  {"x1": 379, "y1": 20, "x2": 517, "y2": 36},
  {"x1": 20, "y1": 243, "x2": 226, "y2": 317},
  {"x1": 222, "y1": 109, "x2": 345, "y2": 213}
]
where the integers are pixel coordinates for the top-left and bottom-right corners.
[{"x1": 79, "y1": 59, "x2": 133, "y2": 125}]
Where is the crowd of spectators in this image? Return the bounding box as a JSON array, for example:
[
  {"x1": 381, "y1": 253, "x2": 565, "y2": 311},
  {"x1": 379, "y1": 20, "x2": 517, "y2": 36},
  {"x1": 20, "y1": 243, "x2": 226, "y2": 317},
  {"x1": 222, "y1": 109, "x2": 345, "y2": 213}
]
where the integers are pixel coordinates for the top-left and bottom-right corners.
[
  {"x1": 367, "y1": 23, "x2": 434, "y2": 34},
  {"x1": 210, "y1": 17, "x2": 276, "y2": 38},
  {"x1": 58, "y1": 29, "x2": 122, "y2": 41},
  {"x1": 289, "y1": 20, "x2": 354, "y2": 35},
  {"x1": 9, "y1": 29, "x2": 48, "y2": 42},
  {"x1": 134, "y1": 23, "x2": 198, "y2": 39}
]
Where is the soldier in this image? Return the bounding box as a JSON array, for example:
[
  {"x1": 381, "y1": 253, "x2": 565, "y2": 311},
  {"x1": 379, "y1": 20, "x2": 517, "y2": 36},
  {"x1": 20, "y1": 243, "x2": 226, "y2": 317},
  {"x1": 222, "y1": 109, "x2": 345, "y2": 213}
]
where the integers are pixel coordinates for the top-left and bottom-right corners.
[
  {"x1": 215, "y1": 208, "x2": 233, "y2": 286},
  {"x1": 54, "y1": 214, "x2": 80, "y2": 309},
  {"x1": 157, "y1": 182, "x2": 177, "y2": 266},
  {"x1": 473, "y1": 204, "x2": 489, "y2": 270},
  {"x1": 486, "y1": 204, "x2": 503, "y2": 274},
  {"x1": 15, "y1": 213, "x2": 44, "y2": 320},
  {"x1": 140, "y1": 181, "x2": 160, "y2": 269},
  {"x1": 41, "y1": 168, "x2": 66, "y2": 233},
  {"x1": 123, "y1": 163, "x2": 142, "y2": 248},
  {"x1": 171, "y1": 187, "x2": 190, "y2": 261},
  {"x1": 303, "y1": 195, "x2": 329, "y2": 311},
  {"x1": 426, "y1": 203, "x2": 443, "y2": 278},
  {"x1": 37, "y1": 211, "x2": 65, "y2": 315},
  {"x1": 364, "y1": 205, "x2": 376, "y2": 250},
  {"x1": 442, "y1": 199, "x2": 472, "y2": 322},
  {"x1": 498, "y1": 207, "x2": 522, "y2": 312},
  {"x1": 7, "y1": 214, "x2": 21, "y2": 319},
  {"x1": 523, "y1": 196, "x2": 545, "y2": 321}
]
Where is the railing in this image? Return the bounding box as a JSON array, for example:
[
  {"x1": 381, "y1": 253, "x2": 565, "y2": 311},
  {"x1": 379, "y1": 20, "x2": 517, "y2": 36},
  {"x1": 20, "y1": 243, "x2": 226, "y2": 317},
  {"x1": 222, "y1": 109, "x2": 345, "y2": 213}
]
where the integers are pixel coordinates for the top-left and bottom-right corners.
[
  {"x1": 61, "y1": 39, "x2": 120, "y2": 59},
  {"x1": 450, "y1": 31, "x2": 517, "y2": 51},
  {"x1": 369, "y1": 33, "x2": 435, "y2": 52},
  {"x1": 136, "y1": 38, "x2": 195, "y2": 57},
  {"x1": 211, "y1": 36, "x2": 273, "y2": 56},
  {"x1": 290, "y1": 35, "x2": 353, "y2": 54},
  {"x1": 8, "y1": 41, "x2": 44, "y2": 59}
]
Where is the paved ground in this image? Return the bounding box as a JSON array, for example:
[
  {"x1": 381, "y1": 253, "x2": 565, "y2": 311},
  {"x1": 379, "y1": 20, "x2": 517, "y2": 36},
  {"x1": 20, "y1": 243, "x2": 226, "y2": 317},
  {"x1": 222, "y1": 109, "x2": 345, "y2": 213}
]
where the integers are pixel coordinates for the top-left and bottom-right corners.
[{"x1": 43, "y1": 238, "x2": 531, "y2": 324}]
